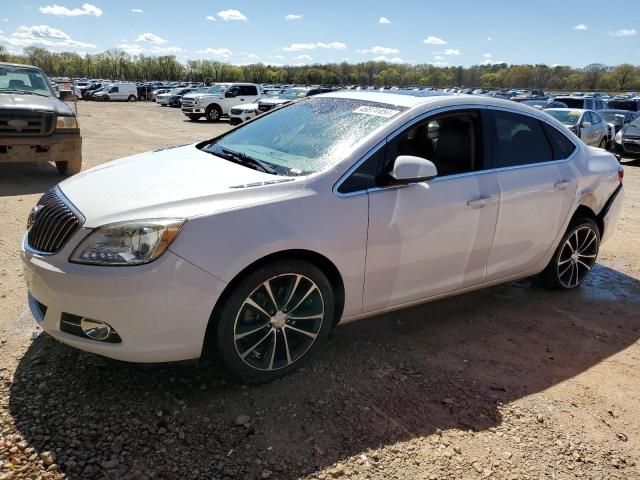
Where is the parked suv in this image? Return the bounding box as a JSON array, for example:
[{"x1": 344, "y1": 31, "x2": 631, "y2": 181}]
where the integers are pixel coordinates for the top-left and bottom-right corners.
[
  {"x1": 0, "y1": 62, "x2": 82, "y2": 175},
  {"x1": 552, "y1": 96, "x2": 606, "y2": 110},
  {"x1": 181, "y1": 83, "x2": 260, "y2": 121},
  {"x1": 612, "y1": 114, "x2": 640, "y2": 159}
]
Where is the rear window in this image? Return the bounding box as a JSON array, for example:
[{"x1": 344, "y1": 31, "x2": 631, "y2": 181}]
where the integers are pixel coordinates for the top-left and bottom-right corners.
[
  {"x1": 542, "y1": 123, "x2": 576, "y2": 160},
  {"x1": 555, "y1": 98, "x2": 585, "y2": 109},
  {"x1": 608, "y1": 100, "x2": 639, "y2": 112}
]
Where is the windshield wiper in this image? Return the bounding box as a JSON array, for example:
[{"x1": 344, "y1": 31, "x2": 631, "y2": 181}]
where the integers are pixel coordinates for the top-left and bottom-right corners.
[
  {"x1": 214, "y1": 147, "x2": 277, "y2": 175},
  {"x1": 0, "y1": 88, "x2": 50, "y2": 97}
]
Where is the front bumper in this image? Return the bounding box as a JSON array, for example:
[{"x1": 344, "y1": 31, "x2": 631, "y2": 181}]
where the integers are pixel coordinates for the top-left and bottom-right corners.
[
  {"x1": 21, "y1": 231, "x2": 226, "y2": 362},
  {"x1": 0, "y1": 133, "x2": 82, "y2": 164},
  {"x1": 613, "y1": 140, "x2": 640, "y2": 159},
  {"x1": 182, "y1": 107, "x2": 205, "y2": 115}
]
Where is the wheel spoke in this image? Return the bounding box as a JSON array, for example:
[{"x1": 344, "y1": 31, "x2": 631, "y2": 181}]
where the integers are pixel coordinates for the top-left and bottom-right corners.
[
  {"x1": 267, "y1": 330, "x2": 277, "y2": 370},
  {"x1": 282, "y1": 275, "x2": 302, "y2": 312},
  {"x1": 559, "y1": 263, "x2": 572, "y2": 278},
  {"x1": 244, "y1": 298, "x2": 272, "y2": 320},
  {"x1": 567, "y1": 263, "x2": 575, "y2": 286},
  {"x1": 578, "y1": 253, "x2": 597, "y2": 259},
  {"x1": 288, "y1": 314, "x2": 324, "y2": 321},
  {"x1": 234, "y1": 322, "x2": 270, "y2": 341},
  {"x1": 576, "y1": 259, "x2": 592, "y2": 271},
  {"x1": 285, "y1": 324, "x2": 318, "y2": 339},
  {"x1": 580, "y1": 234, "x2": 597, "y2": 253},
  {"x1": 282, "y1": 328, "x2": 293, "y2": 366},
  {"x1": 578, "y1": 229, "x2": 593, "y2": 251},
  {"x1": 558, "y1": 258, "x2": 572, "y2": 266},
  {"x1": 572, "y1": 263, "x2": 581, "y2": 287},
  {"x1": 263, "y1": 280, "x2": 279, "y2": 311},
  {"x1": 287, "y1": 285, "x2": 318, "y2": 315},
  {"x1": 241, "y1": 329, "x2": 273, "y2": 359}
]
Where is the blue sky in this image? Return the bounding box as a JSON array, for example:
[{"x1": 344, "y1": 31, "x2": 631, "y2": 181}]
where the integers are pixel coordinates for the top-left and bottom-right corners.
[{"x1": 0, "y1": 1, "x2": 638, "y2": 67}]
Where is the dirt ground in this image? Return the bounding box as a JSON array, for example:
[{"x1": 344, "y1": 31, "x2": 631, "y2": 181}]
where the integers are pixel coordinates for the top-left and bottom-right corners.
[{"x1": 0, "y1": 101, "x2": 639, "y2": 480}]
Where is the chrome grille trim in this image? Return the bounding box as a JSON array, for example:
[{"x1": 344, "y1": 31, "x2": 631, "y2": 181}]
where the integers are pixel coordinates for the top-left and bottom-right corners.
[
  {"x1": 0, "y1": 110, "x2": 55, "y2": 137},
  {"x1": 27, "y1": 189, "x2": 82, "y2": 254}
]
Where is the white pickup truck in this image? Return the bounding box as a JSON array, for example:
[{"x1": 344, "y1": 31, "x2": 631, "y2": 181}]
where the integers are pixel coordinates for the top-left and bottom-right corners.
[{"x1": 181, "y1": 83, "x2": 260, "y2": 121}]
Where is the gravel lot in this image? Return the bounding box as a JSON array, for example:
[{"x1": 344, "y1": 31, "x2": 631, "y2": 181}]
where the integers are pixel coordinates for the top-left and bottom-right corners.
[{"x1": 0, "y1": 101, "x2": 639, "y2": 480}]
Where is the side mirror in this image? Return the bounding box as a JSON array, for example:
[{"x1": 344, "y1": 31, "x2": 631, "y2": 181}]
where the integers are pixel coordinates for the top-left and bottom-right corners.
[
  {"x1": 388, "y1": 155, "x2": 438, "y2": 184},
  {"x1": 581, "y1": 121, "x2": 592, "y2": 128}
]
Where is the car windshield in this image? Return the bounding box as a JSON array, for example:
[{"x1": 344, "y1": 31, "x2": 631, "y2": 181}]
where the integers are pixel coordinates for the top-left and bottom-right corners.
[
  {"x1": 546, "y1": 110, "x2": 582, "y2": 126},
  {"x1": 205, "y1": 84, "x2": 229, "y2": 94},
  {"x1": 281, "y1": 89, "x2": 308, "y2": 100},
  {"x1": 599, "y1": 112, "x2": 627, "y2": 126},
  {"x1": 204, "y1": 97, "x2": 407, "y2": 176},
  {"x1": 0, "y1": 65, "x2": 53, "y2": 97}
]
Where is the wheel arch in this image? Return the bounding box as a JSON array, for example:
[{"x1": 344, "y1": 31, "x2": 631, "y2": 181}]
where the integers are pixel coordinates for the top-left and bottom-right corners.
[
  {"x1": 571, "y1": 204, "x2": 604, "y2": 236},
  {"x1": 201, "y1": 249, "x2": 345, "y2": 359}
]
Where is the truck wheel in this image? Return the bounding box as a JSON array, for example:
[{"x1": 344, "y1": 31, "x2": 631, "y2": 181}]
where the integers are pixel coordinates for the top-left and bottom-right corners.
[
  {"x1": 55, "y1": 159, "x2": 82, "y2": 176},
  {"x1": 187, "y1": 115, "x2": 201, "y2": 121},
  {"x1": 128, "y1": 95, "x2": 137, "y2": 102},
  {"x1": 206, "y1": 105, "x2": 222, "y2": 122},
  {"x1": 139, "y1": 94, "x2": 146, "y2": 101},
  {"x1": 103, "y1": 95, "x2": 110, "y2": 102}
]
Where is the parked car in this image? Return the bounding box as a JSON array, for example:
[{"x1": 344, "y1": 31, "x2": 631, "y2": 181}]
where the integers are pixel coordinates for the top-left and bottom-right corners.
[
  {"x1": 607, "y1": 98, "x2": 640, "y2": 113},
  {"x1": 599, "y1": 109, "x2": 638, "y2": 135},
  {"x1": 257, "y1": 87, "x2": 334, "y2": 113},
  {"x1": 545, "y1": 108, "x2": 608, "y2": 148},
  {"x1": 551, "y1": 96, "x2": 606, "y2": 110},
  {"x1": 0, "y1": 62, "x2": 82, "y2": 175},
  {"x1": 93, "y1": 83, "x2": 138, "y2": 102},
  {"x1": 82, "y1": 82, "x2": 103, "y2": 99},
  {"x1": 21, "y1": 93, "x2": 624, "y2": 382},
  {"x1": 149, "y1": 88, "x2": 172, "y2": 102},
  {"x1": 157, "y1": 88, "x2": 200, "y2": 107},
  {"x1": 612, "y1": 114, "x2": 640, "y2": 159},
  {"x1": 181, "y1": 83, "x2": 260, "y2": 121}
]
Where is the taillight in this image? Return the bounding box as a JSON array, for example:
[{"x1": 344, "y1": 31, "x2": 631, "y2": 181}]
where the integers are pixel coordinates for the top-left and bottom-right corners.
[{"x1": 618, "y1": 167, "x2": 624, "y2": 184}]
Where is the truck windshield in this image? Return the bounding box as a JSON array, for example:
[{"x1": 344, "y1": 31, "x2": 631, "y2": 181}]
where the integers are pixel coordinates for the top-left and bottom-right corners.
[
  {"x1": 206, "y1": 84, "x2": 229, "y2": 94},
  {"x1": 0, "y1": 65, "x2": 53, "y2": 97}
]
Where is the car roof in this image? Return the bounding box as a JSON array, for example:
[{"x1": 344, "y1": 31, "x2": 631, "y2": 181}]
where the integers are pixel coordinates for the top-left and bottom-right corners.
[
  {"x1": 545, "y1": 108, "x2": 588, "y2": 112},
  {"x1": 0, "y1": 61, "x2": 41, "y2": 70},
  {"x1": 600, "y1": 109, "x2": 633, "y2": 113}
]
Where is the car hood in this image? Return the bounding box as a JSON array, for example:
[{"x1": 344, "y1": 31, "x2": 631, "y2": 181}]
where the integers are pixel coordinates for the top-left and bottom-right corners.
[
  {"x1": 622, "y1": 123, "x2": 640, "y2": 137},
  {"x1": 260, "y1": 98, "x2": 292, "y2": 106},
  {"x1": 0, "y1": 93, "x2": 74, "y2": 116},
  {"x1": 233, "y1": 103, "x2": 259, "y2": 111},
  {"x1": 58, "y1": 144, "x2": 302, "y2": 228}
]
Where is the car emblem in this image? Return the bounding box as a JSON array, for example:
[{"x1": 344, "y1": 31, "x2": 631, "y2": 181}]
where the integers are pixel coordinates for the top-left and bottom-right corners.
[
  {"x1": 27, "y1": 205, "x2": 43, "y2": 231},
  {"x1": 7, "y1": 119, "x2": 29, "y2": 131}
]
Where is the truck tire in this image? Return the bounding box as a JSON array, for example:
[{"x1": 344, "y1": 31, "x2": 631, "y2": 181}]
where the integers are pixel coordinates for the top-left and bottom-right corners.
[
  {"x1": 206, "y1": 104, "x2": 222, "y2": 122},
  {"x1": 55, "y1": 159, "x2": 82, "y2": 176}
]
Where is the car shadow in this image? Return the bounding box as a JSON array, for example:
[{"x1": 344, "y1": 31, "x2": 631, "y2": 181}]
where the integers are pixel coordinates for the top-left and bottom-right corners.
[
  {"x1": 0, "y1": 163, "x2": 61, "y2": 197},
  {"x1": 8, "y1": 264, "x2": 640, "y2": 479}
]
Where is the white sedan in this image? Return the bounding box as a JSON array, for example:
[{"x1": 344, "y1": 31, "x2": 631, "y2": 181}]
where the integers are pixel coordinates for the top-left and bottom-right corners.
[{"x1": 22, "y1": 92, "x2": 624, "y2": 382}]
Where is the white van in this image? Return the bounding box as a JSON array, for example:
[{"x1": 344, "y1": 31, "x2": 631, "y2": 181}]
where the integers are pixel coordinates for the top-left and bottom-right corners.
[{"x1": 93, "y1": 82, "x2": 138, "y2": 102}]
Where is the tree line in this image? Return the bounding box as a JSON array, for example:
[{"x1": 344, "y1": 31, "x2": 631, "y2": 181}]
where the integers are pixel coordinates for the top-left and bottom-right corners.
[{"x1": 1, "y1": 46, "x2": 639, "y2": 91}]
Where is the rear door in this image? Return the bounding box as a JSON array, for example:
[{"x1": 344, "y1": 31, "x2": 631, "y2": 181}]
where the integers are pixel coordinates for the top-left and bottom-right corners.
[
  {"x1": 485, "y1": 109, "x2": 578, "y2": 280},
  {"x1": 239, "y1": 85, "x2": 259, "y2": 103}
]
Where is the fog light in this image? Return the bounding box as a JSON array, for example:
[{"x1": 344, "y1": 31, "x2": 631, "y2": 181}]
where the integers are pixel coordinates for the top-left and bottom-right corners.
[{"x1": 80, "y1": 318, "x2": 112, "y2": 341}]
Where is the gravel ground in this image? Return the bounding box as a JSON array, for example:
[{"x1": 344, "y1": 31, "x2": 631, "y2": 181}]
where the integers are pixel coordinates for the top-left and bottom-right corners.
[{"x1": 0, "y1": 101, "x2": 639, "y2": 480}]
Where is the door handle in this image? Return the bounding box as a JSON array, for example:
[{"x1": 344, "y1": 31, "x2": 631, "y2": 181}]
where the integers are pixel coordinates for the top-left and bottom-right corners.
[
  {"x1": 554, "y1": 181, "x2": 571, "y2": 191},
  {"x1": 467, "y1": 196, "x2": 492, "y2": 209}
]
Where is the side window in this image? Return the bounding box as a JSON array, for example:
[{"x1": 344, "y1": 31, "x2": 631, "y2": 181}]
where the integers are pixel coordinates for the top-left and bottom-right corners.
[
  {"x1": 226, "y1": 86, "x2": 240, "y2": 97},
  {"x1": 542, "y1": 123, "x2": 576, "y2": 160},
  {"x1": 491, "y1": 110, "x2": 553, "y2": 167},
  {"x1": 387, "y1": 110, "x2": 484, "y2": 177},
  {"x1": 592, "y1": 112, "x2": 602, "y2": 125},
  {"x1": 584, "y1": 112, "x2": 594, "y2": 124},
  {"x1": 337, "y1": 146, "x2": 386, "y2": 194},
  {"x1": 111, "y1": 86, "x2": 118, "y2": 93},
  {"x1": 585, "y1": 99, "x2": 594, "y2": 109},
  {"x1": 240, "y1": 86, "x2": 258, "y2": 96}
]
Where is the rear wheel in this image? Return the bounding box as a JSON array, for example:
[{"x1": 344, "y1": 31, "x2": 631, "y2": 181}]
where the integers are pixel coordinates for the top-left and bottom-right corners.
[
  {"x1": 539, "y1": 218, "x2": 600, "y2": 290},
  {"x1": 55, "y1": 159, "x2": 82, "y2": 176},
  {"x1": 128, "y1": 95, "x2": 137, "y2": 102},
  {"x1": 215, "y1": 260, "x2": 335, "y2": 383}
]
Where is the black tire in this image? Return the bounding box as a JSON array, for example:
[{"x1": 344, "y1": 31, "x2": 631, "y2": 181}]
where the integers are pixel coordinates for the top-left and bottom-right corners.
[
  {"x1": 205, "y1": 104, "x2": 222, "y2": 122},
  {"x1": 139, "y1": 94, "x2": 146, "y2": 101},
  {"x1": 128, "y1": 95, "x2": 137, "y2": 102},
  {"x1": 214, "y1": 260, "x2": 335, "y2": 383},
  {"x1": 103, "y1": 95, "x2": 110, "y2": 102},
  {"x1": 187, "y1": 115, "x2": 201, "y2": 121},
  {"x1": 55, "y1": 160, "x2": 82, "y2": 176},
  {"x1": 538, "y1": 217, "x2": 600, "y2": 290},
  {"x1": 599, "y1": 137, "x2": 607, "y2": 149}
]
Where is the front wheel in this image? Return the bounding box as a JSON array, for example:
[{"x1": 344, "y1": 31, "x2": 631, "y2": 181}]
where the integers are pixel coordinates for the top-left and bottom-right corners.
[
  {"x1": 539, "y1": 218, "x2": 600, "y2": 290},
  {"x1": 55, "y1": 159, "x2": 82, "y2": 176},
  {"x1": 205, "y1": 105, "x2": 222, "y2": 122},
  {"x1": 215, "y1": 260, "x2": 335, "y2": 383},
  {"x1": 599, "y1": 137, "x2": 607, "y2": 149},
  {"x1": 128, "y1": 95, "x2": 137, "y2": 102}
]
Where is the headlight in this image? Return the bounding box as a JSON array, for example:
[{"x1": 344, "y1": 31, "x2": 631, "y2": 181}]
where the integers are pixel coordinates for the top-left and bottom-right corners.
[
  {"x1": 56, "y1": 116, "x2": 79, "y2": 129},
  {"x1": 615, "y1": 130, "x2": 623, "y2": 144},
  {"x1": 70, "y1": 219, "x2": 185, "y2": 266}
]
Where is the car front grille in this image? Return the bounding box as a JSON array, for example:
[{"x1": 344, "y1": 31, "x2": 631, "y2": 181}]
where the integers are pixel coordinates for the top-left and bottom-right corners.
[
  {"x1": 258, "y1": 104, "x2": 274, "y2": 112},
  {"x1": 0, "y1": 110, "x2": 55, "y2": 137},
  {"x1": 181, "y1": 98, "x2": 195, "y2": 107},
  {"x1": 230, "y1": 108, "x2": 243, "y2": 115},
  {"x1": 624, "y1": 142, "x2": 640, "y2": 154},
  {"x1": 27, "y1": 189, "x2": 81, "y2": 254}
]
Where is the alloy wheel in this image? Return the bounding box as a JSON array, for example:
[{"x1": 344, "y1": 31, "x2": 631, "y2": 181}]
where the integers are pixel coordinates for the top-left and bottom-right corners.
[
  {"x1": 557, "y1": 225, "x2": 598, "y2": 288},
  {"x1": 233, "y1": 273, "x2": 325, "y2": 371}
]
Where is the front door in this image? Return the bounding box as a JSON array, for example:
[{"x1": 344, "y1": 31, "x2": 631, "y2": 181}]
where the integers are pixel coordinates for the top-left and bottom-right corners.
[{"x1": 363, "y1": 108, "x2": 499, "y2": 311}]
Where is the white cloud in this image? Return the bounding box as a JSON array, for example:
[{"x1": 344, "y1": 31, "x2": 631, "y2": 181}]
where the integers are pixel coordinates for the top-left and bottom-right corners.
[
  {"x1": 434, "y1": 55, "x2": 444, "y2": 60},
  {"x1": 197, "y1": 47, "x2": 232, "y2": 58},
  {"x1": 285, "y1": 14, "x2": 303, "y2": 20},
  {"x1": 574, "y1": 24, "x2": 588, "y2": 31},
  {"x1": 379, "y1": 16, "x2": 391, "y2": 24},
  {"x1": 136, "y1": 32, "x2": 167, "y2": 45},
  {"x1": 431, "y1": 61, "x2": 449, "y2": 67},
  {"x1": 293, "y1": 54, "x2": 312, "y2": 62},
  {"x1": 205, "y1": 15, "x2": 215, "y2": 22},
  {"x1": 424, "y1": 36, "x2": 447, "y2": 45},
  {"x1": 0, "y1": 24, "x2": 96, "y2": 50},
  {"x1": 373, "y1": 55, "x2": 411, "y2": 64},
  {"x1": 609, "y1": 28, "x2": 636, "y2": 37},
  {"x1": 130, "y1": 8, "x2": 143, "y2": 13},
  {"x1": 217, "y1": 9, "x2": 248, "y2": 21},
  {"x1": 436, "y1": 48, "x2": 462, "y2": 56},
  {"x1": 482, "y1": 58, "x2": 506, "y2": 65},
  {"x1": 39, "y1": 3, "x2": 103, "y2": 17},
  {"x1": 487, "y1": 36, "x2": 493, "y2": 41},
  {"x1": 117, "y1": 42, "x2": 183, "y2": 56},
  {"x1": 2, "y1": 19, "x2": 8, "y2": 23},
  {"x1": 484, "y1": 53, "x2": 492, "y2": 58},
  {"x1": 283, "y1": 41, "x2": 347, "y2": 51},
  {"x1": 357, "y1": 45, "x2": 399, "y2": 54},
  {"x1": 245, "y1": 52, "x2": 259, "y2": 59},
  {"x1": 272, "y1": 54, "x2": 284, "y2": 60}
]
